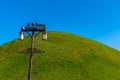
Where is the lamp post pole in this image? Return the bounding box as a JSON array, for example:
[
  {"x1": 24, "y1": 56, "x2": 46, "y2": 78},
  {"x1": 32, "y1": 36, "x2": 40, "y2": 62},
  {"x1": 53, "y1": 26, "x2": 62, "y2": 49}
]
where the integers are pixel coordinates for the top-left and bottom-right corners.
[
  {"x1": 28, "y1": 31, "x2": 34, "y2": 80},
  {"x1": 19, "y1": 23, "x2": 47, "y2": 80}
]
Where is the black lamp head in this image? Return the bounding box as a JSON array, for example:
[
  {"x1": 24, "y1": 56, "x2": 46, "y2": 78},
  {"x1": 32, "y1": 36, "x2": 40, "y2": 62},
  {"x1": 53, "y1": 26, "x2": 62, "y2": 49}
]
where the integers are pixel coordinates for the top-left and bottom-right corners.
[
  {"x1": 31, "y1": 23, "x2": 35, "y2": 26},
  {"x1": 27, "y1": 23, "x2": 30, "y2": 27},
  {"x1": 36, "y1": 23, "x2": 38, "y2": 26}
]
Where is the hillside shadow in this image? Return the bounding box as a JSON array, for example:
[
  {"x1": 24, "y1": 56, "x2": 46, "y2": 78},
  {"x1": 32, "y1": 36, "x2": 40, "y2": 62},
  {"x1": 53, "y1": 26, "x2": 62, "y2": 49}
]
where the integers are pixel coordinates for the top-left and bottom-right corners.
[{"x1": 18, "y1": 48, "x2": 45, "y2": 54}]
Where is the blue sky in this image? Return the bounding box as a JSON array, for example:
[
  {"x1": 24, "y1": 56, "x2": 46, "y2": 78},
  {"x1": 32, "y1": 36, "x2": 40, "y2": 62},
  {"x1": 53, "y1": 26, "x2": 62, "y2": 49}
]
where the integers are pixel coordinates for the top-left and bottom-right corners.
[{"x1": 0, "y1": 0, "x2": 120, "y2": 50}]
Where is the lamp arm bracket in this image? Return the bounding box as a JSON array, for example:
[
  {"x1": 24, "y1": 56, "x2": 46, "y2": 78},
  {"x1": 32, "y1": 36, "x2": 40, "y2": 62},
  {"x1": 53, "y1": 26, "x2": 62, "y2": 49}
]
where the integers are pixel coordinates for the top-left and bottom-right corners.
[
  {"x1": 34, "y1": 32, "x2": 40, "y2": 37},
  {"x1": 25, "y1": 31, "x2": 32, "y2": 38}
]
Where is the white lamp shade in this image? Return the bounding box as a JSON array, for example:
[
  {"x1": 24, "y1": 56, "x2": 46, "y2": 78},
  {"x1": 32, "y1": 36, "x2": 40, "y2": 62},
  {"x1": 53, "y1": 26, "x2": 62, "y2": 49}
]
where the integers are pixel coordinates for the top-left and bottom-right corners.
[
  {"x1": 19, "y1": 32, "x2": 24, "y2": 40},
  {"x1": 42, "y1": 31, "x2": 47, "y2": 40}
]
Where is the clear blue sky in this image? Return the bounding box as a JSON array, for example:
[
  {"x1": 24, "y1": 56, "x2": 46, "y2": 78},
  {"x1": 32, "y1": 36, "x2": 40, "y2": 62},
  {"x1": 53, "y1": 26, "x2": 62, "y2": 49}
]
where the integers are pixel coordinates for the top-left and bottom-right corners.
[{"x1": 0, "y1": 0, "x2": 120, "y2": 50}]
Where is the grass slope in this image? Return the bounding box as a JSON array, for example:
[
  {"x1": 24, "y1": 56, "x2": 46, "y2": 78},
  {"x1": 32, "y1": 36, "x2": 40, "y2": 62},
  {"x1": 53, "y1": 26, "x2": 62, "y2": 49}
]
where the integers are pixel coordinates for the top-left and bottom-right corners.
[{"x1": 0, "y1": 31, "x2": 120, "y2": 80}]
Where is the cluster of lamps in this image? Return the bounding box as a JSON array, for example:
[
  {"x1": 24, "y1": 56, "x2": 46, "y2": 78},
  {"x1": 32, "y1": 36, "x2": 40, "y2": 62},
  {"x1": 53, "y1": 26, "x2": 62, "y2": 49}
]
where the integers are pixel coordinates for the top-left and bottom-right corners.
[{"x1": 19, "y1": 23, "x2": 47, "y2": 40}]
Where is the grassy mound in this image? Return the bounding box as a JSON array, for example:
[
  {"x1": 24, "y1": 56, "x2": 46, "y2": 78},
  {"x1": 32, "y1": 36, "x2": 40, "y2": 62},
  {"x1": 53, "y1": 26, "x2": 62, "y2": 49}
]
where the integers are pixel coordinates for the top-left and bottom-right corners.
[{"x1": 0, "y1": 31, "x2": 120, "y2": 80}]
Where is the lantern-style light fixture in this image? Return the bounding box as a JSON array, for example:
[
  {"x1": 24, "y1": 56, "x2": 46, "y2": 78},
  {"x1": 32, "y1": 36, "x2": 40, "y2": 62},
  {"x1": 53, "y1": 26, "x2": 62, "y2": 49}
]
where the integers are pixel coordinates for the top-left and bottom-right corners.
[
  {"x1": 19, "y1": 31, "x2": 24, "y2": 40},
  {"x1": 42, "y1": 31, "x2": 47, "y2": 40}
]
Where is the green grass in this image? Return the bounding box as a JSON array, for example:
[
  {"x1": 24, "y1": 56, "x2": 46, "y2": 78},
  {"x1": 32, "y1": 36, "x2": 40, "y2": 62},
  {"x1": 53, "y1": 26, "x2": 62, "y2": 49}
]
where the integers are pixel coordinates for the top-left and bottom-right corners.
[{"x1": 0, "y1": 31, "x2": 120, "y2": 80}]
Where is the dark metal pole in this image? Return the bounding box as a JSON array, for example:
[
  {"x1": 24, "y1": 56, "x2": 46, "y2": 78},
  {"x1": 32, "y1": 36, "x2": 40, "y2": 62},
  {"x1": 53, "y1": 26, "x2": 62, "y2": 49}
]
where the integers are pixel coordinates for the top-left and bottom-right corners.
[{"x1": 28, "y1": 31, "x2": 34, "y2": 80}]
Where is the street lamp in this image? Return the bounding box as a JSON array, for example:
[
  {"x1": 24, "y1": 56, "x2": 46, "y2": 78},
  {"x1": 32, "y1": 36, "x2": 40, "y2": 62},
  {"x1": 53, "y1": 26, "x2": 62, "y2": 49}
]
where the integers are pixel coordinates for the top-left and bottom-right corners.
[{"x1": 19, "y1": 23, "x2": 47, "y2": 80}]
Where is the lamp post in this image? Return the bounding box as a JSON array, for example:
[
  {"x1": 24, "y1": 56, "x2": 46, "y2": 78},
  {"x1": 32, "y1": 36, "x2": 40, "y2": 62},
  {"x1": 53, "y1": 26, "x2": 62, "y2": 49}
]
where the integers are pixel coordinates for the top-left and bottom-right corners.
[{"x1": 19, "y1": 23, "x2": 47, "y2": 80}]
